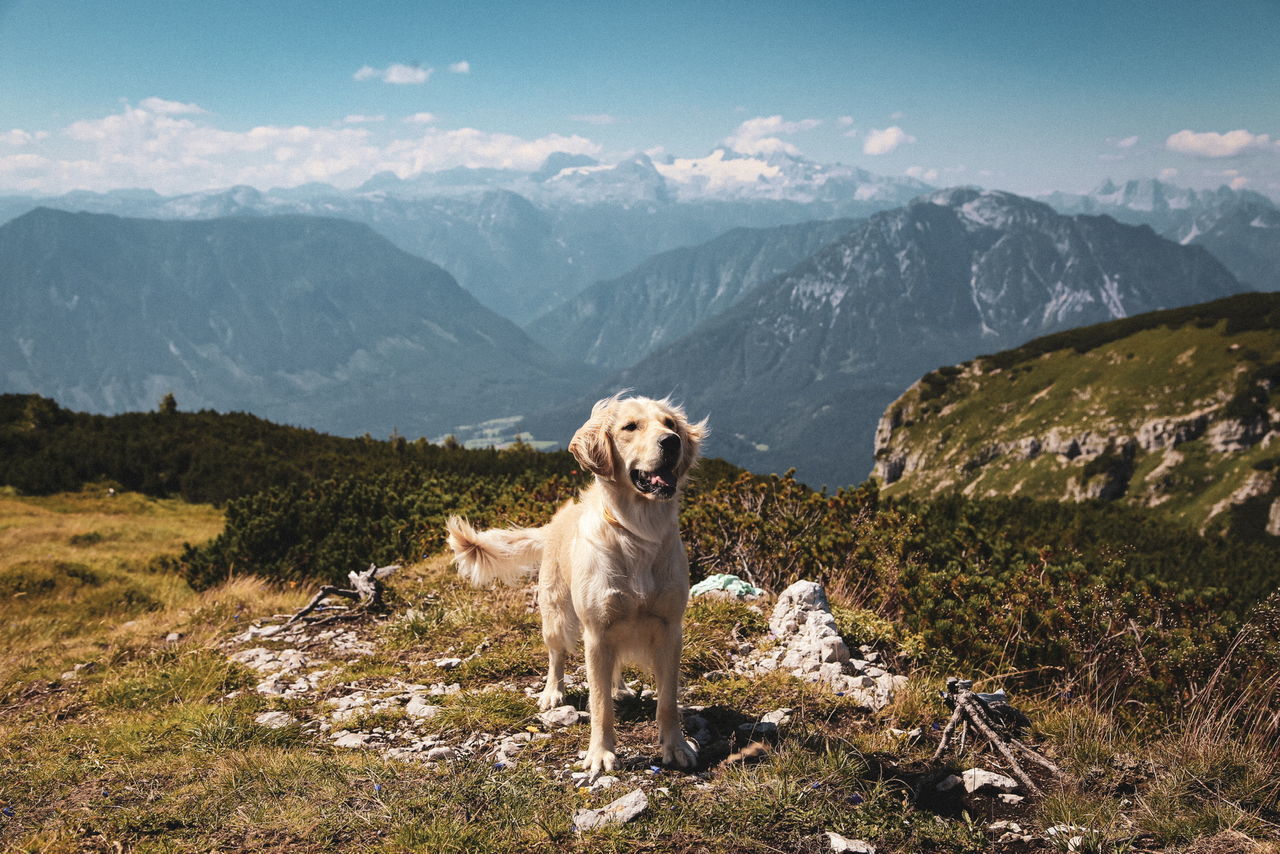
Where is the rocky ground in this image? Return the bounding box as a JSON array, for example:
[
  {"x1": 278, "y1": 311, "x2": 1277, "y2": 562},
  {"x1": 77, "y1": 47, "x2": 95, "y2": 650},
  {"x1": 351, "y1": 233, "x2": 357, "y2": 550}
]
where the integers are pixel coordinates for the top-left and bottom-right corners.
[{"x1": 216, "y1": 573, "x2": 1139, "y2": 851}]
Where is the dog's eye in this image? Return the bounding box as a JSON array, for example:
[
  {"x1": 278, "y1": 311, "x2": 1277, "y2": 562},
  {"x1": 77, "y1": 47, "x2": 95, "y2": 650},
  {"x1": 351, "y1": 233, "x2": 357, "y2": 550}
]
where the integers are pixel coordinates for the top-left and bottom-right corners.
[
  {"x1": 663, "y1": 418, "x2": 675, "y2": 430},
  {"x1": 622, "y1": 422, "x2": 638, "y2": 432}
]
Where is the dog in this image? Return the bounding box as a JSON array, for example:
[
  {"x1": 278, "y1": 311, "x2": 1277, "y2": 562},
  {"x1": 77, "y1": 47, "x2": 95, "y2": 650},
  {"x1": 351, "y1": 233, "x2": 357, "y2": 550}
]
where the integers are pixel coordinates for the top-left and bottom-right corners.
[{"x1": 446, "y1": 393, "x2": 707, "y2": 779}]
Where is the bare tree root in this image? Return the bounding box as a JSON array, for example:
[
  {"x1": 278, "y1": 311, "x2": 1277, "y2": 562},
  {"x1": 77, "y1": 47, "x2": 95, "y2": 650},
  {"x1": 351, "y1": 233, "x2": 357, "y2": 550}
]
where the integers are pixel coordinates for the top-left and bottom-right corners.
[{"x1": 285, "y1": 563, "x2": 401, "y2": 626}]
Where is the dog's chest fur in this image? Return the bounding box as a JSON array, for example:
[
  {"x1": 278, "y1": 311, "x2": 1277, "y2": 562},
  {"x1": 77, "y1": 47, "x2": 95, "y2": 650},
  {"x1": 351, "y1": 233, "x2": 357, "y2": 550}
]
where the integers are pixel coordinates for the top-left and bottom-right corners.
[{"x1": 573, "y1": 511, "x2": 687, "y2": 630}]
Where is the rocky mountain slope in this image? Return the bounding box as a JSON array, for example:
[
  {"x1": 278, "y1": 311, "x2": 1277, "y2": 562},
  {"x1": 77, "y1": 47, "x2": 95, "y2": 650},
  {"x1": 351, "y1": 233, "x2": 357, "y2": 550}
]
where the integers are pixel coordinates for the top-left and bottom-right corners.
[
  {"x1": 0, "y1": 152, "x2": 928, "y2": 324},
  {"x1": 874, "y1": 292, "x2": 1280, "y2": 539},
  {"x1": 0, "y1": 208, "x2": 590, "y2": 437},
  {"x1": 526, "y1": 218, "x2": 857, "y2": 370},
  {"x1": 522, "y1": 188, "x2": 1246, "y2": 486}
]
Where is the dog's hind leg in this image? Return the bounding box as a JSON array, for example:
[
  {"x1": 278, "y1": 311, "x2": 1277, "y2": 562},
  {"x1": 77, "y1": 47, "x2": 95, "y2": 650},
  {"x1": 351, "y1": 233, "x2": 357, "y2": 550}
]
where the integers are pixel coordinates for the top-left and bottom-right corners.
[
  {"x1": 654, "y1": 622, "x2": 697, "y2": 769},
  {"x1": 583, "y1": 630, "x2": 619, "y2": 780}
]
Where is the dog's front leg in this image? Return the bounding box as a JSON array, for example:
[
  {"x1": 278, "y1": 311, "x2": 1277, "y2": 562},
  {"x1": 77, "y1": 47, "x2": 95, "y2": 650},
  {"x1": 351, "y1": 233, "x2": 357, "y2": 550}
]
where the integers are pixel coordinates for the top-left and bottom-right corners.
[
  {"x1": 655, "y1": 622, "x2": 697, "y2": 769},
  {"x1": 583, "y1": 629, "x2": 618, "y2": 779}
]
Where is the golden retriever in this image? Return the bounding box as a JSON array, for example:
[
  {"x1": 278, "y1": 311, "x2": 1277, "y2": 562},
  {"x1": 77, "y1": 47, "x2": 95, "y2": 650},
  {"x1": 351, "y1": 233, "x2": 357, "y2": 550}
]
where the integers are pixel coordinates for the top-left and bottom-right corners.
[{"x1": 446, "y1": 393, "x2": 707, "y2": 778}]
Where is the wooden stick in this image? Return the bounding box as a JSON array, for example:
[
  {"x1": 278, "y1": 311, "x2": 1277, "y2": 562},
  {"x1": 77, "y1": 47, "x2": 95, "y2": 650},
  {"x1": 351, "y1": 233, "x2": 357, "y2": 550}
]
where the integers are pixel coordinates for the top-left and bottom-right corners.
[{"x1": 959, "y1": 694, "x2": 1041, "y2": 795}]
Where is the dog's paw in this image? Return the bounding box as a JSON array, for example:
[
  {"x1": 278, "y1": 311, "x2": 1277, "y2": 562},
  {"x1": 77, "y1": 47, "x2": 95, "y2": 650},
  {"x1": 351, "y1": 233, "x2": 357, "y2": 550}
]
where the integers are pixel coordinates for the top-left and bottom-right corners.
[
  {"x1": 537, "y1": 689, "x2": 564, "y2": 711},
  {"x1": 661, "y1": 737, "x2": 698, "y2": 770},
  {"x1": 584, "y1": 747, "x2": 617, "y2": 780}
]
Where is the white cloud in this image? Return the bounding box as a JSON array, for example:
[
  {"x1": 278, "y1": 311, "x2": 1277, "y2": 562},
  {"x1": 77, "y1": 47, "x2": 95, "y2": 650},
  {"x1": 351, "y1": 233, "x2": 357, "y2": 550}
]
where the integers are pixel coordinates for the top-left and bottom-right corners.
[
  {"x1": 354, "y1": 63, "x2": 432, "y2": 85},
  {"x1": 1159, "y1": 167, "x2": 1179, "y2": 180},
  {"x1": 342, "y1": 114, "x2": 385, "y2": 124},
  {"x1": 570, "y1": 113, "x2": 618, "y2": 126},
  {"x1": 1, "y1": 100, "x2": 603, "y2": 195},
  {"x1": 890, "y1": 111, "x2": 905, "y2": 120},
  {"x1": 724, "y1": 115, "x2": 821, "y2": 156},
  {"x1": 1230, "y1": 176, "x2": 1249, "y2": 189},
  {"x1": 139, "y1": 97, "x2": 206, "y2": 115},
  {"x1": 1166, "y1": 128, "x2": 1271, "y2": 158},
  {"x1": 905, "y1": 165, "x2": 939, "y2": 182},
  {"x1": 837, "y1": 115, "x2": 854, "y2": 127},
  {"x1": 1107, "y1": 135, "x2": 1139, "y2": 148},
  {"x1": 382, "y1": 127, "x2": 601, "y2": 174},
  {"x1": 403, "y1": 112, "x2": 437, "y2": 125},
  {"x1": 1, "y1": 129, "x2": 48, "y2": 146},
  {"x1": 862, "y1": 126, "x2": 916, "y2": 156},
  {"x1": 447, "y1": 60, "x2": 470, "y2": 74}
]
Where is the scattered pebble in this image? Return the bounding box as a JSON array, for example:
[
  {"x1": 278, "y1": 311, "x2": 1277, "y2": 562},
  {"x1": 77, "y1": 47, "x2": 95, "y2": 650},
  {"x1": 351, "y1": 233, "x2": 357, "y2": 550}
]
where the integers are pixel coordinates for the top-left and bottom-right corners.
[
  {"x1": 825, "y1": 830, "x2": 877, "y2": 853},
  {"x1": 573, "y1": 788, "x2": 648, "y2": 832},
  {"x1": 254, "y1": 710, "x2": 297, "y2": 729}
]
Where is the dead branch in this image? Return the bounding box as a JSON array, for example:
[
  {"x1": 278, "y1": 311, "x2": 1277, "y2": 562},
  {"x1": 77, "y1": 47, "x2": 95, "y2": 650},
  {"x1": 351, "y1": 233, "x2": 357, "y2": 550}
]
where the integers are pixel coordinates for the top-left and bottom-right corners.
[
  {"x1": 285, "y1": 563, "x2": 400, "y2": 626},
  {"x1": 931, "y1": 677, "x2": 1059, "y2": 796}
]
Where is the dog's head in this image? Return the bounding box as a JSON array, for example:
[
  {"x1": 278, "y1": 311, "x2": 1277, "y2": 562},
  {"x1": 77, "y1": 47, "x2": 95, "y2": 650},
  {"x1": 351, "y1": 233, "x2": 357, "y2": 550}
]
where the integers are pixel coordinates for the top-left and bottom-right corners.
[{"x1": 569, "y1": 394, "x2": 707, "y2": 501}]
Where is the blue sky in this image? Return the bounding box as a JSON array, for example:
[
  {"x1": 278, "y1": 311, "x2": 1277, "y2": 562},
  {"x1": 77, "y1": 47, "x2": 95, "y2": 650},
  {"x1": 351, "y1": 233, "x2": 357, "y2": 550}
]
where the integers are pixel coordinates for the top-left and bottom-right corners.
[{"x1": 1, "y1": 0, "x2": 1277, "y2": 198}]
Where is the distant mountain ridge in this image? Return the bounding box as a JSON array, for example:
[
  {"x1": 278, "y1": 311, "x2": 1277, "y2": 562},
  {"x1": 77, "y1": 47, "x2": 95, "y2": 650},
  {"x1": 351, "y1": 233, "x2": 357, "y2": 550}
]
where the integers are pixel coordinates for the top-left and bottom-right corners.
[
  {"x1": 526, "y1": 217, "x2": 858, "y2": 370},
  {"x1": 1041, "y1": 178, "x2": 1280, "y2": 291},
  {"x1": 0, "y1": 208, "x2": 591, "y2": 437},
  {"x1": 519, "y1": 188, "x2": 1247, "y2": 485}
]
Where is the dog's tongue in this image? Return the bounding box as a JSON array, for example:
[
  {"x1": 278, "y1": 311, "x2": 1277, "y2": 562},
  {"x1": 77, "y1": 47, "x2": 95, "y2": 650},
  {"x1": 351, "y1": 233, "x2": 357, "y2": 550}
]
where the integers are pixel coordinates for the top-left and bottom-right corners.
[{"x1": 650, "y1": 472, "x2": 670, "y2": 487}]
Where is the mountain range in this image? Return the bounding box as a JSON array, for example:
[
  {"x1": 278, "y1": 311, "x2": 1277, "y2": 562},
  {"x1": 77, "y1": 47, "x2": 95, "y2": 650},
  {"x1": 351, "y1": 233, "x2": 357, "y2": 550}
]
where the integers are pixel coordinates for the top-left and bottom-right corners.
[
  {"x1": 519, "y1": 189, "x2": 1246, "y2": 485},
  {"x1": 0, "y1": 150, "x2": 929, "y2": 324},
  {"x1": 2, "y1": 159, "x2": 1275, "y2": 488},
  {"x1": 0, "y1": 208, "x2": 590, "y2": 437}
]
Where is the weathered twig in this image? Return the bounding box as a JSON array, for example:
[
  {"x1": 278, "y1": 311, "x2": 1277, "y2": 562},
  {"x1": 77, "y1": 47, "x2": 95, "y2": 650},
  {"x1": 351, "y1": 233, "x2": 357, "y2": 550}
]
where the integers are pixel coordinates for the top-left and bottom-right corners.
[
  {"x1": 285, "y1": 563, "x2": 400, "y2": 626},
  {"x1": 932, "y1": 677, "x2": 1059, "y2": 796}
]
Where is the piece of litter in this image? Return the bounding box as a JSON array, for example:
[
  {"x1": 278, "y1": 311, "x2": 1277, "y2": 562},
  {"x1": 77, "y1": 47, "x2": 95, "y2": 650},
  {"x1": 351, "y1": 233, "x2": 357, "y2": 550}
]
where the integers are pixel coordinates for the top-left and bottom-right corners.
[{"x1": 689, "y1": 573, "x2": 765, "y2": 598}]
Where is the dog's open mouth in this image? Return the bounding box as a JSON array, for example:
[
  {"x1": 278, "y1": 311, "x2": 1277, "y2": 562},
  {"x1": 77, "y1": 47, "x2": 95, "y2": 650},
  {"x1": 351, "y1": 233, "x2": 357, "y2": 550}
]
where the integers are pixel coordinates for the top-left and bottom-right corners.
[{"x1": 630, "y1": 467, "x2": 677, "y2": 499}]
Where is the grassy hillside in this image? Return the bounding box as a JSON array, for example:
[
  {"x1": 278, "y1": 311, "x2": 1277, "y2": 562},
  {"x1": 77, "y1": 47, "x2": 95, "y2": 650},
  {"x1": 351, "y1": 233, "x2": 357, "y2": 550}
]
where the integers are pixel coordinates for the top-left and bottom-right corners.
[
  {"x1": 2, "y1": 488, "x2": 1277, "y2": 852},
  {"x1": 875, "y1": 292, "x2": 1280, "y2": 540}
]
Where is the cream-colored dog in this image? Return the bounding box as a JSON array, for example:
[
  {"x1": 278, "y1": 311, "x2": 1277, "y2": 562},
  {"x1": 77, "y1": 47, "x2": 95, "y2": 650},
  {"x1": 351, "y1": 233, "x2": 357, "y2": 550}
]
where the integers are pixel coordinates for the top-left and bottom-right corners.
[{"x1": 446, "y1": 393, "x2": 707, "y2": 778}]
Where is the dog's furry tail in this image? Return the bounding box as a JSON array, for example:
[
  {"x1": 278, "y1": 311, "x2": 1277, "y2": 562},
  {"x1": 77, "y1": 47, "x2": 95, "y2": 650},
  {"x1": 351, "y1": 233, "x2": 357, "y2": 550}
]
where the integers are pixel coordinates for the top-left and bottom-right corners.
[{"x1": 445, "y1": 516, "x2": 545, "y2": 588}]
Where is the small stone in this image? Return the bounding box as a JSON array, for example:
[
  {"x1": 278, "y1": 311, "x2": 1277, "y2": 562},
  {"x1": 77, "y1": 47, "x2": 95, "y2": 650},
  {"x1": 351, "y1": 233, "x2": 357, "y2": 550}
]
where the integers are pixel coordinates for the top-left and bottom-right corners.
[
  {"x1": 997, "y1": 793, "x2": 1024, "y2": 805},
  {"x1": 761, "y1": 708, "x2": 793, "y2": 726},
  {"x1": 165, "y1": 632, "x2": 183, "y2": 643},
  {"x1": 961, "y1": 768, "x2": 1019, "y2": 794},
  {"x1": 936, "y1": 774, "x2": 964, "y2": 793},
  {"x1": 825, "y1": 831, "x2": 877, "y2": 853},
  {"x1": 426, "y1": 746, "x2": 456, "y2": 761},
  {"x1": 255, "y1": 676, "x2": 289, "y2": 695},
  {"x1": 434, "y1": 657, "x2": 463, "y2": 670},
  {"x1": 573, "y1": 788, "x2": 648, "y2": 832},
  {"x1": 404, "y1": 697, "x2": 441, "y2": 719},
  {"x1": 539, "y1": 705, "x2": 582, "y2": 728},
  {"x1": 589, "y1": 775, "x2": 618, "y2": 792},
  {"x1": 254, "y1": 711, "x2": 297, "y2": 729},
  {"x1": 332, "y1": 731, "x2": 370, "y2": 749}
]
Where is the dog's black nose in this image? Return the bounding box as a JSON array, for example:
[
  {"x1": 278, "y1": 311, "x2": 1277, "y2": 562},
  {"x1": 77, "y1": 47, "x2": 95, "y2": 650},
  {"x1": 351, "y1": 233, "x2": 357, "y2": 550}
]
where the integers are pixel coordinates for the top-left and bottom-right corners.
[{"x1": 659, "y1": 433, "x2": 681, "y2": 458}]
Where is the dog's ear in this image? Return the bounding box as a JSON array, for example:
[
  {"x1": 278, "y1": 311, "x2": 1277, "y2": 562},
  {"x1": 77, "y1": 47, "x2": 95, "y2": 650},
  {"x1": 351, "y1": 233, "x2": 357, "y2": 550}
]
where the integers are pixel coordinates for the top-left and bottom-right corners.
[
  {"x1": 569, "y1": 397, "x2": 616, "y2": 480},
  {"x1": 675, "y1": 411, "x2": 709, "y2": 479}
]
